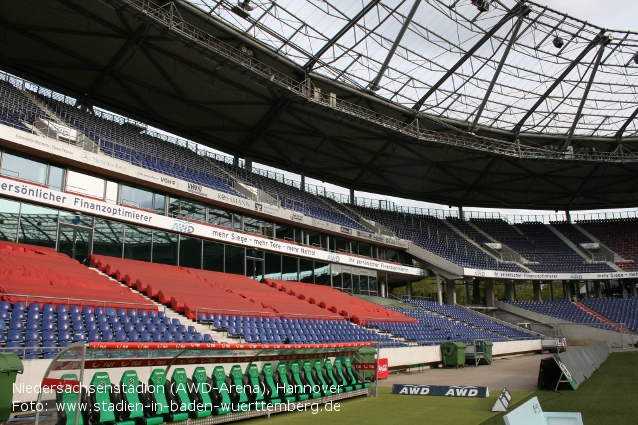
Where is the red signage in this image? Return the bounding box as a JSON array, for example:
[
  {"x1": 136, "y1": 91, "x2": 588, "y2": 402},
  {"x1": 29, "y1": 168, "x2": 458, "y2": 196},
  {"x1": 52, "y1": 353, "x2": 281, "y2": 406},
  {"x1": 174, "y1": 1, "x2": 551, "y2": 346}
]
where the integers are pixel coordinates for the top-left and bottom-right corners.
[
  {"x1": 377, "y1": 358, "x2": 389, "y2": 379},
  {"x1": 353, "y1": 358, "x2": 388, "y2": 379}
]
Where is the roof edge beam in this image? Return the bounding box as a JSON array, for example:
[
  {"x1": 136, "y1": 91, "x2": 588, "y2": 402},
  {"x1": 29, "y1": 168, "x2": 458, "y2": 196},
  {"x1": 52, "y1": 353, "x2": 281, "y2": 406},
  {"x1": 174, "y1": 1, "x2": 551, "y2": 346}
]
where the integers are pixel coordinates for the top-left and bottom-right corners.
[
  {"x1": 303, "y1": 0, "x2": 381, "y2": 71},
  {"x1": 412, "y1": 2, "x2": 527, "y2": 112},
  {"x1": 369, "y1": 0, "x2": 421, "y2": 91},
  {"x1": 562, "y1": 37, "x2": 611, "y2": 150},
  {"x1": 513, "y1": 30, "x2": 607, "y2": 135},
  {"x1": 470, "y1": 7, "x2": 530, "y2": 131}
]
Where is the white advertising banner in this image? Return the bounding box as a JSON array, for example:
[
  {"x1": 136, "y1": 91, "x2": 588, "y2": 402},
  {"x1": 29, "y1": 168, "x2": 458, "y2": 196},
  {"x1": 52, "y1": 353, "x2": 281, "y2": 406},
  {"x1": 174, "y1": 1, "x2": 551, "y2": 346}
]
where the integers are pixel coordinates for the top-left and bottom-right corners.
[
  {"x1": 0, "y1": 175, "x2": 423, "y2": 277},
  {"x1": 463, "y1": 268, "x2": 638, "y2": 281}
]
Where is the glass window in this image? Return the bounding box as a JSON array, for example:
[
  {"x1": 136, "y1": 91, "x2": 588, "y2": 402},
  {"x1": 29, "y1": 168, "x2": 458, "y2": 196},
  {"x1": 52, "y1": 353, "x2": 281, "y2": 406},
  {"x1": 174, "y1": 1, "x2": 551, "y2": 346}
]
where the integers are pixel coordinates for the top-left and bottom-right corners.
[
  {"x1": 282, "y1": 255, "x2": 298, "y2": 281},
  {"x1": 104, "y1": 181, "x2": 118, "y2": 205},
  {"x1": 342, "y1": 273, "x2": 352, "y2": 294},
  {"x1": 1, "y1": 152, "x2": 47, "y2": 184},
  {"x1": 179, "y1": 199, "x2": 205, "y2": 222},
  {"x1": 152, "y1": 231, "x2": 178, "y2": 265},
  {"x1": 208, "y1": 206, "x2": 233, "y2": 228},
  {"x1": 358, "y1": 242, "x2": 372, "y2": 258},
  {"x1": 121, "y1": 184, "x2": 153, "y2": 210},
  {"x1": 0, "y1": 198, "x2": 21, "y2": 243},
  {"x1": 369, "y1": 275, "x2": 378, "y2": 295},
  {"x1": 123, "y1": 224, "x2": 152, "y2": 262},
  {"x1": 66, "y1": 170, "x2": 105, "y2": 199},
  {"x1": 179, "y1": 235, "x2": 202, "y2": 269},
  {"x1": 246, "y1": 248, "x2": 264, "y2": 259},
  {"x1": 303, "y1": 230, "x2": 322, "y2": 247},
  {"x1": 18, "y1": 203, "x2": 58, "y2": 248},
  {"x1": 275, "y1": 223, "x2": 295, "y2": 243},
  {"x1": 167, "y1": 197, "x2": 179, "y2": 218},
  {"x1": 233, "y1": 213, "x2": 242, "y2": 232},
  {"x1": 154, "y1": 194, "x2": 166, "y2": 216},
  {"x1": 314, "y1": 262, "x2": 331, "y2": 286},
  {"x1": 264, "y1": 252, "x2": 282, "y2": 280},
  {"x1": 244, "y1": 215, "x2": 272, "y2": 237},
  {"x1": 225, "y1": 245, "x2": 245, "y2": 275},
  {"x1": 299, "y1": 258, "x2": 314, "y2": 283},
  {"x1": 59, "y1": 210, "x2": 93, "y2": 227},
  {"x1": 335, "y1": 237, "x2": 349, "y2": 253},
  {"x1": 352, "y1": 274, "x2": 360, "y2": 295},
  {"x1": 332, "y1": 266, "x2": 342, "y2": 290},
  {"x1": 93, "y1": 218, "x2": 123, "y2": 258},
  {"x1": 203, "y1": 240, "x2": 224, "y2": 272},
  {"x1": 48, "y1": 165, "x2": 64, "y2": 192},
  {"x1": 358, "y1": 275, "x2": 369, "y2": 295}
]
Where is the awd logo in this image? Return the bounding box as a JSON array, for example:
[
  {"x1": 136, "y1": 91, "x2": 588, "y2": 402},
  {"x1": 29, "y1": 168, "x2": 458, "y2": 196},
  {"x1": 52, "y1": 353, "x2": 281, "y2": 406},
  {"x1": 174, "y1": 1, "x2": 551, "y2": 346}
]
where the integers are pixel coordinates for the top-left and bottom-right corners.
[
  {"x1": 188, "y1": 182, "x2": 203, "y2": 193},
  {"x1": 327, "y1": 254, "x2": 340, "y2": 263},
  {"x1": 171, "y1": 220, "x2": 195, "y2": 234}
]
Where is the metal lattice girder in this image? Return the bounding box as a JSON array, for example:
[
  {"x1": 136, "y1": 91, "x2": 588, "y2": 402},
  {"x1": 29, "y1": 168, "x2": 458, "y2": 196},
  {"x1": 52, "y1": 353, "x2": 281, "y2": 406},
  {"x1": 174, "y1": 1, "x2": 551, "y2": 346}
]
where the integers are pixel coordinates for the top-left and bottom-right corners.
[
  {"x1": 513, "y1": 31, "x2": 608, "y2": 135},
  {"x1": 303, "y1": 0, "x2": 381, "y2": 71},
  {"x1": 562, "y1": 36, "x2": 612, "y2": 150},
  {"x1": 470, "y1": 6, "x2": 530, "y2": 131},
  {"x1": 411, "y1": 2, "x2": 528, "y2": 112},
  {"x1": 369, "y1": 0, "x2": 421, "y2": 92}
]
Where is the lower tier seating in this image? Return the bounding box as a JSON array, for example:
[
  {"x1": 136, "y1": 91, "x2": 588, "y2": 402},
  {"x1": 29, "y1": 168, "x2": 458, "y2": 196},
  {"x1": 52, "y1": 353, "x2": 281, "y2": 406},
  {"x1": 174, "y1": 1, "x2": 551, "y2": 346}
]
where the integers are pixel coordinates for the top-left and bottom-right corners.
[
  {"x1": 0, "y1": 301, "x2": 211, "y2": 359},
  {"x1": 263, "y1": 278, "x2": 416, "y2": 325},
  {"x1": 580, "y1": 297, "x2": 638, "y2": 333}
]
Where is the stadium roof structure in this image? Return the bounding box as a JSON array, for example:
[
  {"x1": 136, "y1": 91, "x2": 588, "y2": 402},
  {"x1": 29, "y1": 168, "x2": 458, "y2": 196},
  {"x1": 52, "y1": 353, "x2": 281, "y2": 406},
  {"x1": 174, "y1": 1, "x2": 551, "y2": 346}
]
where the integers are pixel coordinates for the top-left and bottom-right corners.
[{"x1": 1, "y1": 0, "x2": 638, "y2": 210}]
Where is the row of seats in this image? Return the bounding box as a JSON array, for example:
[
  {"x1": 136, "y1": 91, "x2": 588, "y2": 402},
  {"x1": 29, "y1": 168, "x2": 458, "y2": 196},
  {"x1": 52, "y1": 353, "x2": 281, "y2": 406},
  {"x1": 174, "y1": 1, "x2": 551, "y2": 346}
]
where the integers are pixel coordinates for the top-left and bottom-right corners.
[
  {"x1": 0, "y1": 301, "x2": 211, "y2": 359},
  {"x1": 56, "y1": 358, "x2": 369, "y2": 425},
  {"x1": 506, "y1": 300, "x2": 620, "y2": 332},
  {"x1": 205, "y1": 314, "x2": 404, "y2": 347}
]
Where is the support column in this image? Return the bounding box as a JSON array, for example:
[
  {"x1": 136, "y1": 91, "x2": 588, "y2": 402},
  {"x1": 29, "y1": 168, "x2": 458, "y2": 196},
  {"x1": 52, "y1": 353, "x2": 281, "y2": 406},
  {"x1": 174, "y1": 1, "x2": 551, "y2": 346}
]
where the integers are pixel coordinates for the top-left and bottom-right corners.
[
  {"x1": 533, "y1": 281, "x2": 542, "y2": 301},
  {"x1": 446, "y1": 279, "x2": 456, "y2": 305},
  {"x1": 464, "y1": 278, "x2": 472, "y2": 306},
  {"x1": 380, "y1": 277, "x2": 387, "y2": 298},
  {"x1": 436, "y1": 273, "x2": 443, "y2": 306},
  {"x1": 630, "y1": 280, "x2": 637, "y2": 298},
  {"x1": 473, "y1": 279, "x2": 481, "y2": 305},
  {"x1": 458, "y1": 207, "x2": 465, "y2": 221},
  {"x1": 406, "y1": 281, "x2": 413, "y2": 299},
  {"x1": 485, "y1": 280, "x2": 495, "y2": 308},
  {"x1": 349, "y1": 188, "x2": 355, "y2": 205},
  {"x1": 563, "y1": 281, "x2": 572, "y2": 301},
  {"x1": 245, "y1": 156, "x2": 253, "y2": 173},
  {"x1": 505, "y1": 280, "x2": 515, "y2": 302},
  {"x1": 594, "y1": 281, "x2": 602, "y2": 298}
]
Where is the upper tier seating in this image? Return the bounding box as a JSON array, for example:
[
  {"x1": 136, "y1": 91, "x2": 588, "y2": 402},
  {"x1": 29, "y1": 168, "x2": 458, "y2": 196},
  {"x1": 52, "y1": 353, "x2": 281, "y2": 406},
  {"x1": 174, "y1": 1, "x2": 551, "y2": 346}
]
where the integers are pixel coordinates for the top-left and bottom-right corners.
[
  {"x1": 263, "y1": 278, "x2": 416, "y2": 325},
  {"x1": 218, "y1": 162, "x2": 369, "y2": 232},
  {"x1": 355, "y1": 207, "x2": 526, "y2": 272},
  {"x1": 470, "y1": 219, "x2": 614, "y2": 273},
  {"x1": 506, "y1": 300, "x2": 618, "y2": 331},
  {"x1": 577, "y1": 218, "x2": 638, "y2": 271},
  {"x1": 445, "y1": 217, "x2": 492, "y2": 245},
  {"x1": 0, "y1": 242, "x2": 156, "y2": 310},
  {"x1": 92, "y1": 255, "x2": 344, "y2": 321},
  {"x1": 580, "y1": 297, "x2": 638, "y2": 333}
]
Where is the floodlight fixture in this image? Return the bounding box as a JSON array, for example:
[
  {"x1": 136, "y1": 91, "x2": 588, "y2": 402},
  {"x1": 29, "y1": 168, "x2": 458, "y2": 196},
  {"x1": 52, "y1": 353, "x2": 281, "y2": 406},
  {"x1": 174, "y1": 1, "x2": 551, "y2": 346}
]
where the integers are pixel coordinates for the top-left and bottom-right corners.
[
  {"x1": 553, "y1": 36, "x2": 564, "y2": 49},
  {"x1": 471, "y1": 0, "x2": 490, "y2": 12}
]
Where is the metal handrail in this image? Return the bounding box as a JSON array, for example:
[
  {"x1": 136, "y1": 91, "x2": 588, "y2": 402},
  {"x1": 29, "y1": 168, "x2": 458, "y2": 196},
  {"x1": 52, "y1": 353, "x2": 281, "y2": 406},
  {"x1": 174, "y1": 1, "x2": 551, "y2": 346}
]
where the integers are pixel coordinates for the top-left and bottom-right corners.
[{"x1": 0, "y1": 293, "x2": 162, "y2": 311}]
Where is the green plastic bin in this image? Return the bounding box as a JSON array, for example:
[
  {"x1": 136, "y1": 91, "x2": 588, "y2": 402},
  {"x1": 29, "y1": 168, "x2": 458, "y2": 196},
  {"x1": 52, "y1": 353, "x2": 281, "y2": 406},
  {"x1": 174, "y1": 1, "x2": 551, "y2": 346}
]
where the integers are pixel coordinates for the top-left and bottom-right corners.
[
  {"x1": 483, "y1": 340, "x2": 493, "y2": 363},
  {"x1": 0, "y1": 353, "x2": 24, "y2": 422},
  {"x1": 441, "y1": 342, "x2": 466, "y2": 368},
  {"x1": 356, "y1": 347, "x2": 377, "y2": 380}
]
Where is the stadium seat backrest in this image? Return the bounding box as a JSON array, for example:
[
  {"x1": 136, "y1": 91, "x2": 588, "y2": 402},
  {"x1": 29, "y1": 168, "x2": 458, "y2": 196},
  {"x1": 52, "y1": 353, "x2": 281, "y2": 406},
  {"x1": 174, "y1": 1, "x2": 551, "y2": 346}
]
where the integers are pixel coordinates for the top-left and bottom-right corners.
[
  {"x1": 212, "y1": 366, "x2": 232, "y2": 408},
  {"x1": 145, "y1": 369, "x2": 170, "y2": 415},
  {"x1": 246, "y1": 364, "x2": 265, "y2": 403},
  {"x1": 168, "y1": 368, "x2": 192, "y2": 412},
  {"x1": 343, "y1": 357, "x2": 366, "y2": 385},
  {"x1": 89, "y1": 372, "x2": 117, "y2": 423},
  {"x1": 275, "y1": 363, "x2": 294, "y2": 397},
  {"x1": 312, "y1": 360, "x2": 330, "y2": 393},
  {"x1": 191, "y1": 367, "x2": 213, "y2": 408},
  {"x1": 260, "y1": 363, "x2": 281, "y2": 403},
  {"x1": 55, "y1": 374, "x2": 84, "y2": 425},
  {"x1": 229, "y1": 365, "x2": 250, "y2": 406},
  {"x1": 322, "y1": 359, "x2": 342, "y2": 393},
  {"x1": 301, "y1": 360, "x2": 319, "y2": 389},
  {"x1": 119, "y1": 370, "x2": 145, "y2": 421},
  {"x1": 333, "y1": 358, "x2": 352, "y2": 390}
]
